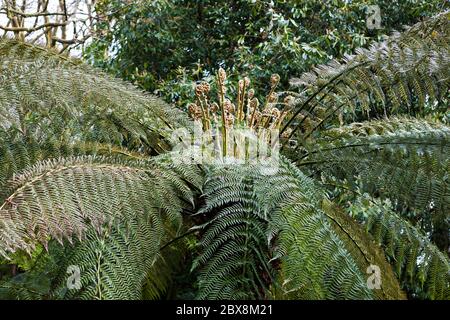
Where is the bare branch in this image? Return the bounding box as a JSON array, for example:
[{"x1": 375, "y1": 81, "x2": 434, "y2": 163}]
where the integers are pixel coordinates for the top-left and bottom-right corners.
[
  {"x1": 0, "y1": 0, "x2": 98, "y2": 54},
  {"x1": 0, "y1": 21, "x2": 69, "y2": 32},
  {"x1": 0, "y1": 7, "x2": 66, "y2": 17}
]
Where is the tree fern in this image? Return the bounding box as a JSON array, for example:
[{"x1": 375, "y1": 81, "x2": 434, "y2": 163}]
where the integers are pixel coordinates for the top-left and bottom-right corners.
[{"x1": 1, "y1": 12, "x2": 449, "y2": 301}]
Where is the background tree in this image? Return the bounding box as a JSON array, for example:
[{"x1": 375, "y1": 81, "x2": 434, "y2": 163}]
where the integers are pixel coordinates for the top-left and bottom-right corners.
[
  {"x1": 0, "y1": 0, "x2": 97, "y2": 53},
  {"x1": 84, "y1": 0, "x2": 449, "y2": 106}
]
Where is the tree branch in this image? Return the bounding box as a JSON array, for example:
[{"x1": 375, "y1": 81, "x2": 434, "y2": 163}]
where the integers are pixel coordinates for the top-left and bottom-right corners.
[{"x1": 0, "y1": 21, "x2": 69, "y2": 32}]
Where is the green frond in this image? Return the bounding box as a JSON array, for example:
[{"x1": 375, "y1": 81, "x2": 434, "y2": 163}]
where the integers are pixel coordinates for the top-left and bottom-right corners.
[
  {"x1": 194, "y1": 157, "x2": 405, "y2": 299},
  {"x1": 193, "y1": 164, "x2": 273, "y2": 300},
  {"x1": 282, "y1": 12, "x2": 450, "y2": 142},
  {"x1": 0, "y1": 129, "x2": 149, "y2": 203},
  {"x1": 52, "y1": 214, "x2": 166, "y2": 300},
  {"x1": 257, "y1": 159, "x2": 376, "y2": 299},
  {"x1": 0, "y1": 154, "x2": 201, "y2": 299},
  {"x1": 299, "y1": 117, "x2": 450, "y2": 216},
  {"x1": 1, "y1": 218, "x2": 185, "y2": 300},
  {"x1": 349, "y1": 197, "x2": 450, "y2": 300},
  {"x1": 0, "y1": 39, "x2": 191, "y2": 155},
  {"x1": 321, "y1": 200, "x2": 406, "y2": 299},
  {"x1": 0, "y1": 155, "x2": 199, "y2": 255}
]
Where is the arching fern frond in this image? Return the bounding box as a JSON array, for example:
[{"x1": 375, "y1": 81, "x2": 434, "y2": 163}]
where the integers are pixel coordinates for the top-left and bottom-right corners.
[
  {"x1": 192, "y1": 164, "x2": 274, "y2": 300},
  {"x1": 255, "y1": 159, "x2": 404, "y2": 299},
  {"x1": 50, "y1": 210, "x2": 172, "y2": 300},
  {"x1": 0, "y1": 39, "x2": 191, "y2": 155},
  {"x1": 0, "y1": 155, "x2": 200, "y2": 257},
  {"x1": 349, "y1": 197, "x2": 450, "y2": 300},
  {"x1": 0, "y1": 153, "x2": 202, "y2": 299},
  {"x1": 194, "y1": 157, "x2": 405, "y2": 300},
  {"x1": 320, "y1": 199, "x2": 408, "y2": 300},
  {"x1": 282, "y1": 11, "x2": 450, "y2": 144},
  {"x1": 0, "y1": 129, "x2": 148, "y2": 203},
  {"x1": 299, "y1": 117, "x2": 450, "y2": 216}
]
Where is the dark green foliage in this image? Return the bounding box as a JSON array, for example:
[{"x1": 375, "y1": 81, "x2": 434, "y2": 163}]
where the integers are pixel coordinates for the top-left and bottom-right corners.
[{"x1": 85, "y1": 0, "x2": 448, "y2": 106}]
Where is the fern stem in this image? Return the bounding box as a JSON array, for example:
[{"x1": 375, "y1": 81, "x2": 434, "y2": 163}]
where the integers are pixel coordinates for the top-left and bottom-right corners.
[{"x1": 218, "y1": 73, "x2": 227, "y2": 157}]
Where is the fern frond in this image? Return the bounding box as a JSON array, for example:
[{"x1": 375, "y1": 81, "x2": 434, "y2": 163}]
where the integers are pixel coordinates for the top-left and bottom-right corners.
[
  {"x1": 0, "y1": 39, "x2": 191, "y2": 154},
  {"x1": 321, "y1": 199, "x2": 406, "y2": 299},
  {"x1": 0, "y1": 155, "x2": 199, "y2": 257},
  {"x1": 193, "y1": 164, "x2": 273, "y2": 300},
  {"x1": 51, "y1": 212, "x2": 169, "y2": 299},
  {"x1": 349, "y1": 197, "x2": 450, "y2": 300},
  {"x1": 0, "y1": 153, "x2": 201, "y2": 299},
  {"x1": 194, "y1": 157, "x2": 405, "y2": 299},
  {"x1": 300, "y1": 117, "x2": 450, "y2": 215},
  {"x1": 257, "y1": 159, "x2": 392, "y2": 299},
  {"x1": 0, "y1": 130, "x2": 148, "y2": 203},
  {"x1": 282, "y1": 12, "x2": 450, "y2": 143}
]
